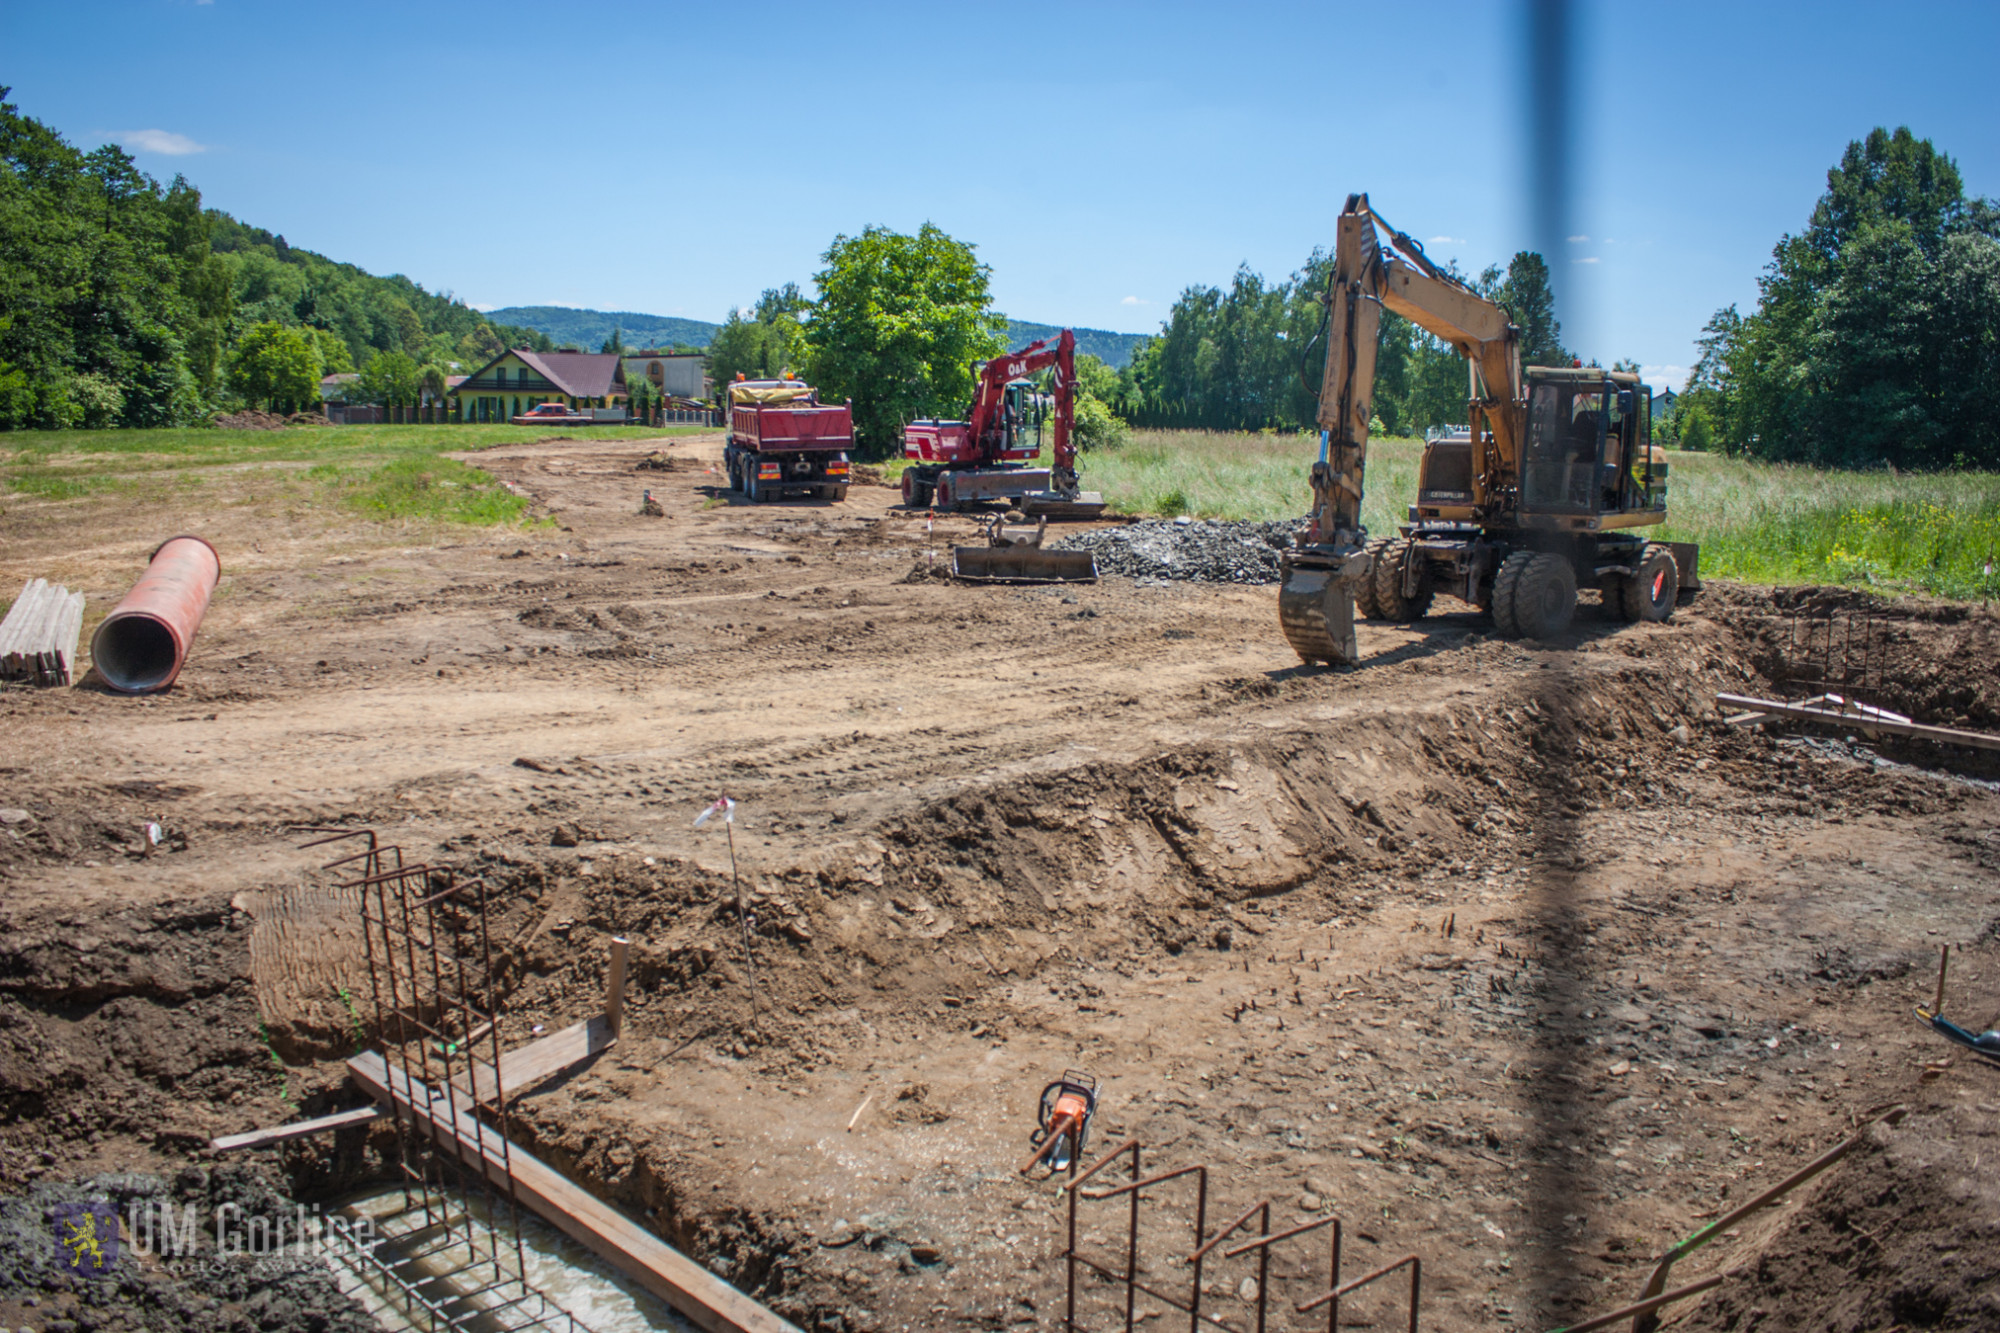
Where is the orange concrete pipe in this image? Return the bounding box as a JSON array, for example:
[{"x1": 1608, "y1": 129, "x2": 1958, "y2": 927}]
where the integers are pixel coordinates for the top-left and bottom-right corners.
[{"x1": 91, "y1": 535, "x2": 221, "y2": 694}]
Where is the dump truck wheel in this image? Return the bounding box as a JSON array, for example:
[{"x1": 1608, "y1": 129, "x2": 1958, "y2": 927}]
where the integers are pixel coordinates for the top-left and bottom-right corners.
[
  {"x1": 1371, "y1": 539, "x2": 1433, "y2": 622},
  {"x1": 828, "y1": 485, "x2": 849, "y2": 502},
  {"x1": 1621, "y1": 544, "x2": 1679, "y2": 623},
  {"x1": 1498, "y1": 552, "x2": 1577, "y2": 640}
]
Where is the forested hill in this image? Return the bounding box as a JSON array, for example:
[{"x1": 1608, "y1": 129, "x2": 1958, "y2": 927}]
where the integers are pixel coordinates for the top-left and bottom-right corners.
[
  {"x1": 485, "y1": 307, "x2": 720, "y2": 352},
  {"x1": 0, "y1": 86, "x2": 552, "y2": 427},
  {"x1": 1004, "y1": 321, "x2": 1145, "y2": 369},
  {"x1": 489, "y1": 307, "x2": 1150, "y2": 369}
]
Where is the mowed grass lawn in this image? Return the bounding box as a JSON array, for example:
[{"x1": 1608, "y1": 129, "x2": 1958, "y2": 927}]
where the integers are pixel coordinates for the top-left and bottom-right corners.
[
  {"x1": 0, "y1": 421, "x2": 702, "y2": 526},
  {"x1": 958, "y1": 427, "x2": 2000, "y2": 600}
]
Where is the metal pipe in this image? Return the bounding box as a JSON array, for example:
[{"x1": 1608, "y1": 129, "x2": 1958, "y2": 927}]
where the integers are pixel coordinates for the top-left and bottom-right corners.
[{"x1": 91, "y1": 534, "x2": 219, "y2": 694}]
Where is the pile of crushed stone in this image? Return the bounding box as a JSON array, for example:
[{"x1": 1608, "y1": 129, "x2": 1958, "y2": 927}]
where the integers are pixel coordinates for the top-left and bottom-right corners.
[{"x1": 1050, "y1": 517, "x2": 1307, "y2": 584}]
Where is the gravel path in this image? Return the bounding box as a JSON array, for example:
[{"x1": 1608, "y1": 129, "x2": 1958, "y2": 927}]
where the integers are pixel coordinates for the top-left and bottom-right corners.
[{"x1": 1050, "y1": 517, "x2": 1308, "y2": 584}]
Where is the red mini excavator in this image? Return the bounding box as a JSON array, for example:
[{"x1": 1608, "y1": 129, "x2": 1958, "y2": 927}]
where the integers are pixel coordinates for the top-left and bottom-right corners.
[{"x1": 899, "y1": 329, "x2": 1107, "y2": 521}]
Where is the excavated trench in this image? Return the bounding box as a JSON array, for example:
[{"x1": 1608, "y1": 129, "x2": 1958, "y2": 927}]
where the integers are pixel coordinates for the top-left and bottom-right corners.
[{"x1": 4, "y1": 587, "x2": 2000, "y2": 1330}]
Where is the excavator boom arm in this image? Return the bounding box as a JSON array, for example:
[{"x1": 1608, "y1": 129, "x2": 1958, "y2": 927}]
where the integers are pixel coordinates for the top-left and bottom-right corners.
[{"x1": 1282, "y1": 193, "x2": 1524, "y2": 669}]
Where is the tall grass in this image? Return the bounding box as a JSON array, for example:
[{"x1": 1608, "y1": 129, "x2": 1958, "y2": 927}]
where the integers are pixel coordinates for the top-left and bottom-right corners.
[{"x1": 1062, "y1": 429, "x2": 2000, "y2": 599}]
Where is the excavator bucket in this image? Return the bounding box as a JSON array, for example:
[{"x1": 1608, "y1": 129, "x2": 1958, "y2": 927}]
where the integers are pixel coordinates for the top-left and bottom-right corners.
[
  {"x1": 1019, "y1": 490, "x2": 1109, "y2": 521},
  {"x1": 1278, "y1": 559, "x2": 1361, "y2": 665},
  {"x1": 952, "y1": 546, "x2": 1099, "y2": 584}
]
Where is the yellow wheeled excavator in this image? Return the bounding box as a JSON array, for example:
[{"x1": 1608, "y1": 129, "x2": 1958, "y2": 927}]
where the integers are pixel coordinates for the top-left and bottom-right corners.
[{"x1": 1278, "y1": 194, "x2": 1699, "y2": 666}]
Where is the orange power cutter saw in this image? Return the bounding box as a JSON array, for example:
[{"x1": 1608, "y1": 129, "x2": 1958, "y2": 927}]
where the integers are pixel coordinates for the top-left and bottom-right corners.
[{"x1": 1020, "y1": 1070, "x2": 1099, "y2": 1176}]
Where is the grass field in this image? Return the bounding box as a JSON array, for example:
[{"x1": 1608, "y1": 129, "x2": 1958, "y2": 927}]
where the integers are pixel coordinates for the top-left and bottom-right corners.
[
  {"x1": 1039, "y1": 428, "x2": 2000, "y2": 600},
  {"x1": 1, "y1": 422, "x2": 698, "y2": 526},
  {"x1": 8, "y1": 422, "x2": 1997, "y2": 600}
]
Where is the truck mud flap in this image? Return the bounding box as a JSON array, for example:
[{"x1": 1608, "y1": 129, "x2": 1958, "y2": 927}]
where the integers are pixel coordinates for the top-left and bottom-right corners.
[
  {"x1": 1665, "y1": 540, "x2": 1701, "y2": 589},
  {"x1": 951, "y1": 546, "x2": 1099, "y2": 584}
]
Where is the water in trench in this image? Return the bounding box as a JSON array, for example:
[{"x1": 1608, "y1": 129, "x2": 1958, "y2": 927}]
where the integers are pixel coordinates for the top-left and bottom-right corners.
[{"x1": 330, "y1": 1185, "x2": 694, "y2": 1332}]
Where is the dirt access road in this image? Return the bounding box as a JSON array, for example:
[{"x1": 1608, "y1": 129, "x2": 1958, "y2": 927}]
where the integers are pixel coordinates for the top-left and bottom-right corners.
[{"x1": 3, "y1": 430, "x2": 1999, "y2": 1332}]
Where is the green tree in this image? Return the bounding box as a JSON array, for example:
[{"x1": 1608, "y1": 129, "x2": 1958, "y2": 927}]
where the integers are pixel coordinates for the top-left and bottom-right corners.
[
  {"x1": 1484, "y1": 252, "x2": 1568, "y2": 367},
  {"x1": 229, "y1": 322, "x2": 322, "y2": 413},
  {"x1": 1689, "y1": 127, "x2": 2000, "y2": 467},
  {"x1": 709, "y1": 284, "x2": 809, "y2": 389},
  {"x1": 601, "y1": 325, "x2": 625, "y2": 355},
  {"x1": 803, "y1": 225, "x2": 1005, "y2": 455},
  {"x1": 354, "y1": 349, "x2": 421, "y2": 408}
]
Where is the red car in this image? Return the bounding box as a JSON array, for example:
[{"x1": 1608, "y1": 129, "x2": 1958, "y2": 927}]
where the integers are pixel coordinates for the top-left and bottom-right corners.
[{"x1": 511, "y1": 402, "x2": 591, "y2": 426}]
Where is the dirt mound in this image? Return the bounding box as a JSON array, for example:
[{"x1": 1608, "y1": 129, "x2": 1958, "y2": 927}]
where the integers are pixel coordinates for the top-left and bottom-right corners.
[
  {"x1": 210, "y1": 410, "x2": 328, "y2": 430},
  {"x1": 1052, "y1": 517, "x2": 1305, "y2": 583},
  {"x1": 1674, "y1": 1103, "x2": 2000, "y2": 1332}
]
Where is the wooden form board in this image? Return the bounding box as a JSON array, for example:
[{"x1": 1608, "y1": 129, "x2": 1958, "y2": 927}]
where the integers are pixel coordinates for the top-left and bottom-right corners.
[
  {"x1": 450, "y1": 1014, "x2": 614, "y2": 1104},
  {"x1": 1714, "y1": 692, "x2": 2000, "y2": 752},
  {"x1": 348, "y1": 1050, "x2": 800, "y2": 1333},
  {"x1": 208, "y1": 1104, "x2": 384, "y2": 1153},
  {"x1": 209, "y1": 1016, "x2": 614, "y2": 1153}
]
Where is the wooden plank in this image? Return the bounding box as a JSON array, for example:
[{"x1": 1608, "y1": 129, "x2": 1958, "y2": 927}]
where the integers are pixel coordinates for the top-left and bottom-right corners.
[
  {"x1": 452, "y1": 1014, "x2": 615, "y2": 1104},
  {"x1": 209, "y1": 1104, "x2": 384, "y2": 1152},
  {"x1": 213, "y1": 1016, "x2": 614, "y2": 1152},
  {"x1": 605, "y1": 937, "x2": 630, "y2": 1037},
  {"x1": 1714, "y1": 693, "x2": 2000, "y2": 752},
  {"x1": 348, "y1": 1051, "x2": 800, "y2": 1333}
]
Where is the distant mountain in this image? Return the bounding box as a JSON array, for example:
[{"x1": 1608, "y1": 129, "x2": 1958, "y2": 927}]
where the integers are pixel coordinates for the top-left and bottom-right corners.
[
  {"x1": 486, "y1": 306, "x2": 720, "y2": 351},
  {"x1": 1004, "y1": 321, "x2": 1147, "y2": 370},
  {"x1": 489, "y1": 306, "x2": 1151, "y2": 368}
]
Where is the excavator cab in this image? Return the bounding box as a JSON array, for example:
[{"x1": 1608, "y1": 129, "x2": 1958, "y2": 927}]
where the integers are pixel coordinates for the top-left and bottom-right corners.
[
  {"x1": 1000, "y1": 379, "x2": 1044, "y2": 456},
  {"x1": 1519, "y1": 369, "x2": 1664, "y2": 521}
]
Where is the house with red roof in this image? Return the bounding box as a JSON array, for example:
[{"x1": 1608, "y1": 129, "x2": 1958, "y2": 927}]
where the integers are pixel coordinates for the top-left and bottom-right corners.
[{"x1": 450, "y1": 349, "x2": 629, "y2": 423}]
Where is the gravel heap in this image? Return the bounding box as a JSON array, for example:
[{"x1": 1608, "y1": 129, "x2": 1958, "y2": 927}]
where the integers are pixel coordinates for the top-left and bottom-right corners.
[{"x1": 1050, "y1": 517, "x2": 1308, "y2": 584}]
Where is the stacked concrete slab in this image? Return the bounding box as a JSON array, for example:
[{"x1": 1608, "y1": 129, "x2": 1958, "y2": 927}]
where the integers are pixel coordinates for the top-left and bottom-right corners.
[{"x1": 0, "y1": 578, "x2": 86, "y2": 687}]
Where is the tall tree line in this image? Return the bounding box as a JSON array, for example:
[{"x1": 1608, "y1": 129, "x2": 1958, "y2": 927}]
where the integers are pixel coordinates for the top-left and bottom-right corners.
[
  {"x1": 1678, "y1": 127, "x2": 2000, "y2": 468},
  {"x1": 0, "y1": 88, "x2": 546, "y2": 429},
  {"x1": 1112, "y1": 249, "x2": 1572, "y2": 437}
]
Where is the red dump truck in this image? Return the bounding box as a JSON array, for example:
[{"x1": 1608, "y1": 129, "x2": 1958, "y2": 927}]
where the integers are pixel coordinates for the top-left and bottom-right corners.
[{"x1": 723, "y1": 377, "x2": 853, "y2": 503}]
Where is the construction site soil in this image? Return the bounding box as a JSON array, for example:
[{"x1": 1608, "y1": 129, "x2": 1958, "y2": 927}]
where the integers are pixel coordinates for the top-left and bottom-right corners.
[{"x1": 3, "y1": 431, "x2": 1999, "y2": 1332}]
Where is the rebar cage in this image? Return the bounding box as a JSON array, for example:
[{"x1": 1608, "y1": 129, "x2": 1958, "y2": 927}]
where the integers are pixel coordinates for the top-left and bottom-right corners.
[{"x1": 298, "y1": 827, "x2": 597, "y2": 1333}]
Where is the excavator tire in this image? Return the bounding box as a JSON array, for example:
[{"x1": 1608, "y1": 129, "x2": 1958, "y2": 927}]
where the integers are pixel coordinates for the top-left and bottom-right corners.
[
  {"x1": 1493, "y1": 551, "x2": 1576, "y2": 641},
  {"x1": 1620, "y1": 544, "x2": 1679, "y2": 623},
  {"x1": 1353, "y1": 539, "x2": 1389, "y2": 620},
  {"x1": 1370, "y1": 538, "x2": 1434, "y2": 622}
]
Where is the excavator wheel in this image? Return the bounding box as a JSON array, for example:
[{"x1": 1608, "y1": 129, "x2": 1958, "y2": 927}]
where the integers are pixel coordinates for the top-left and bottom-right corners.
[
  {"x1": 1492, "y1": 551, "x2": 1576, "y2": 641},
  {"x1": 1353, "y1": 538, "x2": 1389, "y2": 619},
  {"x1": 1370, "y1": 538, "x2": 1434, "y2": 622},
  {"x1": 1620, "y1": 544, "x2": 1679, "y2": 623}
]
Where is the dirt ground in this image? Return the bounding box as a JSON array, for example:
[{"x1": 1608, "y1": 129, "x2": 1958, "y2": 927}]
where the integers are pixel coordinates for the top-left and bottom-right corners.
[{"x1": 3, "y1": 430, "x2": 2000, "y2": 1332}]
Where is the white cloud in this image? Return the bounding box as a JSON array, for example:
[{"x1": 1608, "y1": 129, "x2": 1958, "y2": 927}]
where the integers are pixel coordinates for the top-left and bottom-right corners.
[
  {"x1": 469, "y1": 302, "x2": 496, "y2": 313},
  {"x1": 1642, "y1": 364, "x2": 1691, "y2": 388},
  {"x1": 1120, "y1": 295, "x2": 1149, "y2": 306},
  {"x1": 1566, "y1": 234, "x2": 1590, "y2": 243},
  {"x1": 114, "y1": 129, "x2": 206, "y2": 156},
  {"x1": 1572, "y1": 256, "x2": 1601, "y2": 265},
  {"x1": 1427, "y1": 235, "x2": 1465, "y2": 245}
]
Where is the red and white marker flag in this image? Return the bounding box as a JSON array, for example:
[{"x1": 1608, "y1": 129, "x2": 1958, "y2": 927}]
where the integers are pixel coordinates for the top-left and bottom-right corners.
[{"x1": 694, "y1": 795, "x2": 736, "y2": 828}]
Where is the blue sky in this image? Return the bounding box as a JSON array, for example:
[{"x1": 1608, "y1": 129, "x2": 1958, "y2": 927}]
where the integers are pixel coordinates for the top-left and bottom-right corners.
[{"x1": 5, "y1": 0, "x2": 1997, "y2": 389}]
